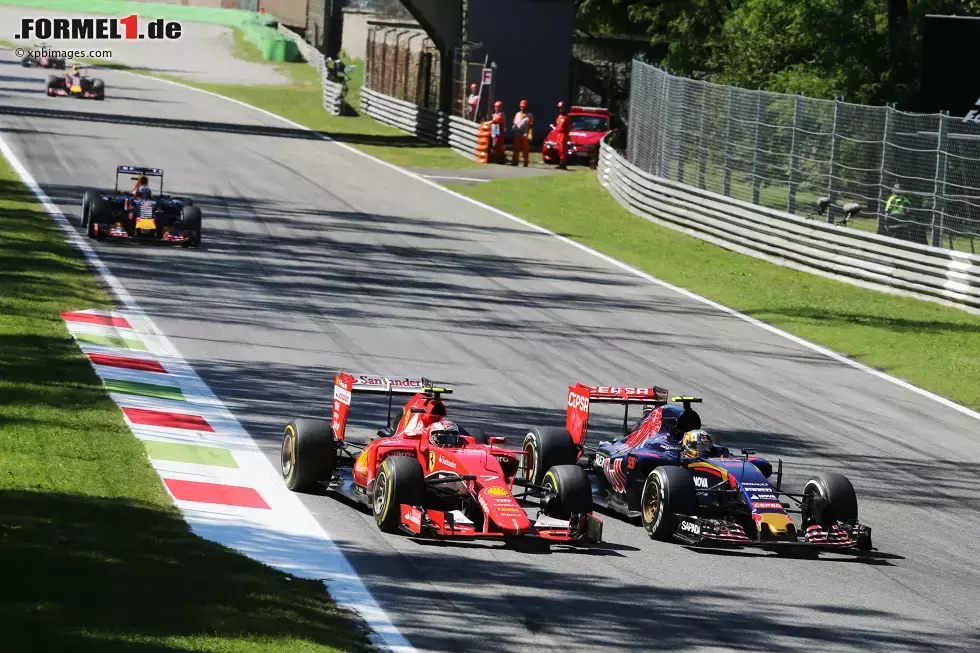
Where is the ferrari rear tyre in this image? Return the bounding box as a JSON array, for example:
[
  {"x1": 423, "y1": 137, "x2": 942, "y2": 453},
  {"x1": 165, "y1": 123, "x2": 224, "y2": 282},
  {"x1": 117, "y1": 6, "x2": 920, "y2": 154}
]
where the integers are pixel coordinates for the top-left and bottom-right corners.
[
  {"x1": 542, "y1": 464, "x2": 593, "y2": 518},
  {"x1": 373, "y1": 455, "x2": 424, "y2": 533},
  {"x1": 641, "y1": 466, "x2": 697, "y2": 541},
  {"x1": 281, "y1": 418, "x2": 336, "y2": 493},
  {"x1": 522, "y1": 427, "x2": 578, "y2": 485},
  {"x1": 803, "y1": 472, "x2": 858, "y2": 527}
]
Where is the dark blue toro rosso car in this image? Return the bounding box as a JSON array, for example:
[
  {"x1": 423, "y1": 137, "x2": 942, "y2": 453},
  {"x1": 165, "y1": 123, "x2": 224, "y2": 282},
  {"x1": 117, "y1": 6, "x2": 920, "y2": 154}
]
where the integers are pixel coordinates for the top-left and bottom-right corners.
[
  {"x1": 81, "y1": 166, "x2": 202, "y2": 247},
  {"x1": 520, "y1": 384, "x2": 873, "y2": 554}
]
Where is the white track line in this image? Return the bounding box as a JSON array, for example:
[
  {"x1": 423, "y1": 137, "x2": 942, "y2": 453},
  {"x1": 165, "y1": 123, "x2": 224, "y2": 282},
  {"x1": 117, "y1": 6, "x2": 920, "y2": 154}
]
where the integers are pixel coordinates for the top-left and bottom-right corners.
[
  {"x1": 0, "y1": 136, "x2": 417, "y2": 653},
  {"x1": 116, "y1": 72, "x2": 980, "y2": 424}
]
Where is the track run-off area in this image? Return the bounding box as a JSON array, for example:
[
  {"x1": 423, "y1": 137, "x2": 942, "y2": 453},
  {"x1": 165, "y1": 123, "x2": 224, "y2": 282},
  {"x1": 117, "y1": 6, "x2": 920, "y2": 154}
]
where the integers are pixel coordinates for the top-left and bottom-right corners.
[{"x1": 2, "y1": 41, "x2": 980, "y2": 652}]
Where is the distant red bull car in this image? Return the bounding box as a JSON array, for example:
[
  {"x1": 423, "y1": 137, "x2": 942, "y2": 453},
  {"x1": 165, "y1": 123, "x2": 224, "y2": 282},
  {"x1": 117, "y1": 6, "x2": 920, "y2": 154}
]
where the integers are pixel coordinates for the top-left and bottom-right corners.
[
  {"x1": 542, "y1": 106, "x2": 612, "y2": 166},
  {"x1": 46, "y1": 66, "x2": 105, "y2": 100},
  {"x1": 280, "y1": 373, "x2": 602, "y2": 546}
]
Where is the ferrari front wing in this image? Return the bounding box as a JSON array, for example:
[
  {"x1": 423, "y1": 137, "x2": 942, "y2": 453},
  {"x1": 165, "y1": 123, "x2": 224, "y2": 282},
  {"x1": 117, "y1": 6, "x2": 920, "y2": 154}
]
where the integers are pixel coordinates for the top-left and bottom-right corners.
[{"x1": 399, "y1": 504, "x2": 603, "y2": 544}]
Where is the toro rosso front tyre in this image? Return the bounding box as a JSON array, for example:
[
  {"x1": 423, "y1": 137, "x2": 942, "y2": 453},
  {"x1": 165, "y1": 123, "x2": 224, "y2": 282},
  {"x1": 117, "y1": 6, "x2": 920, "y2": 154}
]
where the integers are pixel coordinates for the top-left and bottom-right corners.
[
  {"x1": 281, "y1": 418, "x2": 336, "y2": 493},
  {"x1": 803, "y1": 472, "x2": 858, "y2": 527},
  {"x1": 373, "y1": 455, "x2": 424, "y2": 533},
  {"x1": 522, "y1": 427, "x2": 578, "y2": 486},
  {"x1": 542, "y1": 464, "x2": 592, "y2": 519},
  {"x1": 641, "y1": 466, "x2": 697, "y2": 541}
]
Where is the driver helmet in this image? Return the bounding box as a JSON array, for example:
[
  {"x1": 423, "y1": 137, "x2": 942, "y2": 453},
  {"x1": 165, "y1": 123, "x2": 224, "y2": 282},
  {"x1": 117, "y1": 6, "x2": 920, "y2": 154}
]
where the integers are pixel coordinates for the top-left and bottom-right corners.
[
  {"x1": 71, "y1": 64, "x2": 80, "y2": 75},
  {"x1": 681, "y1": 429, "x2": 714, "y2": 458},
  {"x1": 427, "y1": 420, "x2": 460, "y2": 447},
  {"x1": 136, "y1": 185, "x2": 152, "y2": 199}
]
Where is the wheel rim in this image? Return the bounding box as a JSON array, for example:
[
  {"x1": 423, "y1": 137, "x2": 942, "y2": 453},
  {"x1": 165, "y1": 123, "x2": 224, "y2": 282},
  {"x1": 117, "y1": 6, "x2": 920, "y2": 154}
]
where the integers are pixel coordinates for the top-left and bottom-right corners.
[
  {"x1": 280, "y1": 431, "x2": 294, "y2": 478},
  {"x1": 642, "y1": 475, "x2": 662, "y2": 526},
  {"x1": 374, "y1": 471, "x2": 388, "y2": 516},
  {"x1": 522, "y1": 439, "x2": 536, "y2": 482}
]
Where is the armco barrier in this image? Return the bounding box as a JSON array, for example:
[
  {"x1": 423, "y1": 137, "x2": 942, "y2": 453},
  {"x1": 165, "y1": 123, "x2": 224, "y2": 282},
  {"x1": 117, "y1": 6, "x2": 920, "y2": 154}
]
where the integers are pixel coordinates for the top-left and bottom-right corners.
[
  {"x1": 277, "y1": 25, "x2": 345, "y2": 116},
  {"x1": 361, "y1": 87, "x2": 481, "y2": 161},
  {"x1": 598, "y1": 139, "x2": 980, "y2": 310}
]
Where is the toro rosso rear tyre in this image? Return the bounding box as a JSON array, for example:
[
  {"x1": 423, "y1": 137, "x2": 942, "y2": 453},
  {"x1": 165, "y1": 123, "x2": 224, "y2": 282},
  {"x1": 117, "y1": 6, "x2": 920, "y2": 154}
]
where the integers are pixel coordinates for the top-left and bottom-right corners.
[
  {"x1": 522, "y1": 427, "x2": 577, "y2": 486},
  {"x1": 281, "y1": 418, "x2": 336, "y2": 493},
  {"x1": 803, "y1": 472, "x2": 858, "y2": 527},
  {"x1": 373, "y1": 455, "x2": 424, "y2": 533},
  {"x1": 641, "y1": 466, "x2": 697, "y2": 541},
  {"x1": 542, "y1": 464, "x2": 592, "y2": 518}
]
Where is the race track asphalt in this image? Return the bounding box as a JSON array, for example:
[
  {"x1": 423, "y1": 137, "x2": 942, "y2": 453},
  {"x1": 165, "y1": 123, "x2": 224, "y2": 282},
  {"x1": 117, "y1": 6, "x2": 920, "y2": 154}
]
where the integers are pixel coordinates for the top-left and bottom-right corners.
[{"x1": 3, "y1": 48, "x2": 980, "y2": 653}]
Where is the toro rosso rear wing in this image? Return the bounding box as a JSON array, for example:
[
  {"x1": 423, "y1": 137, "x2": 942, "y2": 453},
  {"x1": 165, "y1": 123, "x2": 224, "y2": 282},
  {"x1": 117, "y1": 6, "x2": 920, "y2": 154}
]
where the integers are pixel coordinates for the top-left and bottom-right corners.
[
  {"x1": 331, "y1": 372, "x2": 451, "y2": 440},
  {"x1": 565, "y1": 383, "x2": 668, "y2": 446}
]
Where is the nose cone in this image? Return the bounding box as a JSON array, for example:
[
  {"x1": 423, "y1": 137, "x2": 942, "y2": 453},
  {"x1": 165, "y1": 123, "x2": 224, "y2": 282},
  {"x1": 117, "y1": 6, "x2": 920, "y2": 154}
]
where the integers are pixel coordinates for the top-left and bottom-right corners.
[
  {"x1": 754, "y1": 512, "x2": 797, "y2": 538},
  {"x1": 478, "y1": 486, "x2": 530, "y2": 535}
]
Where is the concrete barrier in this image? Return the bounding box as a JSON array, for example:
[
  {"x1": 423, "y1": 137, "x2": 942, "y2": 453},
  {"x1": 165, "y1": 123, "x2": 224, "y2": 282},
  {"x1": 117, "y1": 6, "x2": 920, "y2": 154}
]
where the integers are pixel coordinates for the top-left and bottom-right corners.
[{"x1": 598, "y1": 139, "x2": 980, "y2": 310}]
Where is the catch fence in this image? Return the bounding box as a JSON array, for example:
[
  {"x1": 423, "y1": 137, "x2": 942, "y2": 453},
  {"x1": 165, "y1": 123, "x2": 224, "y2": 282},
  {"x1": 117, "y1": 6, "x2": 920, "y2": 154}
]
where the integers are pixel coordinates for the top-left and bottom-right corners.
[{"x1": 628, "y1": 60, "x2": 980, "y2": 252}]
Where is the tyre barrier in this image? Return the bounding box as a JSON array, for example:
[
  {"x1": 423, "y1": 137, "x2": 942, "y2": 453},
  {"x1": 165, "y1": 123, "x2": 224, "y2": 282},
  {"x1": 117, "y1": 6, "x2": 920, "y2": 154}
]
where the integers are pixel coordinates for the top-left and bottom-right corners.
[
  {"x1": 598, "y1": 138, "x2": 980, "y2": 311},
  {"x1": 361, "y1": 87, "x2": 483, "y2": 162}
]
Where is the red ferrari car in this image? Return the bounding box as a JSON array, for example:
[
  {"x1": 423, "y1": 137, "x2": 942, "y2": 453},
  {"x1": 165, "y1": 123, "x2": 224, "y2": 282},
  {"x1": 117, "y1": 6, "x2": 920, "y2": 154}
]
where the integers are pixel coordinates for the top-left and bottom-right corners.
[
  {"x1": 542, "y1": 106, "x2": 613, "y2": 166},
  {"x1": 280, "y1": 373, "x2": 603, "y2": 545}
]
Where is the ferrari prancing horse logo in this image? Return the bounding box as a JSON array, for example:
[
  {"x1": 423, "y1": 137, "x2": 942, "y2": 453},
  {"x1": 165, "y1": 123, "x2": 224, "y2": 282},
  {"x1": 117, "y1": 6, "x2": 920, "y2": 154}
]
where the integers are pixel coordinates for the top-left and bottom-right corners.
[{"x1": 428, "y1": 451, "x2": 436, "y2": 472}]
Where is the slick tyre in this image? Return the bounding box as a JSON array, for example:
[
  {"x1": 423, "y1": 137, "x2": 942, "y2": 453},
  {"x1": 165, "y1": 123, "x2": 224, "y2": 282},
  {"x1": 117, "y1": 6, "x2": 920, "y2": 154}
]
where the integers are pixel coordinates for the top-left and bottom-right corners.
[
  {"x1": 179, "y1": 205, "x2": 202, "y2": 247},
  {"x1": 281, "y1": 418, "x2": 336, "y2": 493},
  {"x1": 522, "y1": 427, "x2": 578, "y2": 486},
  {"x1": 88, "y1": 196, "x2": 111, "y2": 239},
  {"x1": 92, "y1": 79, "x2": 105, "y2": 100},
  {"x1": 542, "y1": 464, "x2": 593, "y2": 518},
  {"x1": 81, "y1": 190, "x2": 99, "y2": 229},
  {"x1": 459, "y1": 426, "x2": 489, "y2": 445},
  {"x1": 803, "y1": 472, "x2": 858, "y2": 527},
  {"x1": 373, "y1": 455, "x2": 425, "y2": 533},
  {"x1": 641, "y1": 466, "x2": 697, "y2": 541}
]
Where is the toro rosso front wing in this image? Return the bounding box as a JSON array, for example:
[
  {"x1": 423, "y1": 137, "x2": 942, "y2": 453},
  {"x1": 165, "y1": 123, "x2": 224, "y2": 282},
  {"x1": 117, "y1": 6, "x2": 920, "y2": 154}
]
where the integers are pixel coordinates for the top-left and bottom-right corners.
[
  {"x1": 399, "y1": 504, "x2": 603, "y2": 544},
  {"x1": 673, "y1": 514, "x2": 872, "y2": 553}
]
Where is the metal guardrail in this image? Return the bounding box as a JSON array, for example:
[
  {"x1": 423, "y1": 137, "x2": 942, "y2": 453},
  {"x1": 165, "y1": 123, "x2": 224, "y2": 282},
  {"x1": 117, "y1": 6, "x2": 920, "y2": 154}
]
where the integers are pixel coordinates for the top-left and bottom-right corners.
[
  {"x1": 361, "y1": 87, "x2": 480, "y2": 160},
  {"x1": 599, "y1": 138, "x2": 980, "y2": 310},
  {"x1": 277, "y1": 25, "x2": 344, "y2": 116}
]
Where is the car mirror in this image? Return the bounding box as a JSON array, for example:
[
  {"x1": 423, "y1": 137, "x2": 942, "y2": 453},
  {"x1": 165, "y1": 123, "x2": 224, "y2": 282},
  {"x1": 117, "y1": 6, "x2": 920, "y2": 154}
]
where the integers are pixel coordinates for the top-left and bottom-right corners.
[
  {"x1": 409, "y1": 407, "x2": 425, "y2": 414},
  {"x1": 489, "y1": 436, "x2": 507, "y2": 445},
  {"x1": 376, "y1": 428, "x2": 392, "y2": 438},
  {"x1": 740, "y1": 448, "x2": 757, "y2": 456},
  {"x1": 402, "y1": 431, "x2": 420, "y2": 439}
]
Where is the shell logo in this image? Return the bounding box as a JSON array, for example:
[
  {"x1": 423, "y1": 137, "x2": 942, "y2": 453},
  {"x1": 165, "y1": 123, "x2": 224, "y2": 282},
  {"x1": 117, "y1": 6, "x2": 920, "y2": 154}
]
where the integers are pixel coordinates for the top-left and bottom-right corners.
[{"x1": 485, "y1": 486, "x2": 509, "y2": 497}]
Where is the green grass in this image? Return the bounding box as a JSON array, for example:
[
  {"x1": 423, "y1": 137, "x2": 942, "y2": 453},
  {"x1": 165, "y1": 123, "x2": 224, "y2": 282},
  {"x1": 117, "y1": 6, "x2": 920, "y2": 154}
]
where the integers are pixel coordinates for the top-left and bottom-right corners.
[
  {"x1": 0, "y1": 156, "x2": 367, "y2": 651},
  {"x1": 448, "y1": 171, "x2": 980, "y2": 410}
]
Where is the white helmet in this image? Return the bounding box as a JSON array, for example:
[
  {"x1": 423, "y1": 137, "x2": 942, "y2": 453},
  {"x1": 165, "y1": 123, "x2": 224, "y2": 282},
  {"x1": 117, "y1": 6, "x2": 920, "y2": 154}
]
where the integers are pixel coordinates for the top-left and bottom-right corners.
[{"x1": 427, "y1": 420, "x2": 460, "y2": 447}]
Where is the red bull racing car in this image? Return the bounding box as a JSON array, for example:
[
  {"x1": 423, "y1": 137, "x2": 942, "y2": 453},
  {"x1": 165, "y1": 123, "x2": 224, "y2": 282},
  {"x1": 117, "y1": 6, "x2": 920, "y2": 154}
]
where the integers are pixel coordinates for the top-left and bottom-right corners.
[
  {"x1": 81, "y1": 166, "x2": 201, "y2": 246},
  {"x1": 521, "y1": 384, "x2": 873, "y2": 554},
  {"x1": 281, "y1": 373, "x2": 603, "y2": 545},
  {"x1": 46, "y1": 64, "x2": 104, "y2": 100}
]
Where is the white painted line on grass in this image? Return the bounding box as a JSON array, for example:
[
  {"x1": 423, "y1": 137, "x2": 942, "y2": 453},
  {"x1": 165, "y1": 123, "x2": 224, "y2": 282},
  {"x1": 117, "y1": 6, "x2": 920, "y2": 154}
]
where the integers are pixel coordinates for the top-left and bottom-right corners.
[
  {"x1": 0, "y1": 136, "x2": 417, "y2": 653},
  {"x1": 422, "y1": 174, "x2": 490, "y2": 182},
  {"x1": 116, "y1": 72, "x2": 980, "y2": 424}
]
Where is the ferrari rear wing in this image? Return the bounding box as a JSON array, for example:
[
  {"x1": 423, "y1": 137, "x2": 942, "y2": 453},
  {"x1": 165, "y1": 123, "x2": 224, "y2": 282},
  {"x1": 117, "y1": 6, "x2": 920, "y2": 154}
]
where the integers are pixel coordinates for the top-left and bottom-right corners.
[
  {"x1": 331, "y1": 372, "x2": 451, "y2": 440},
  {"x1": 565, "y1": 383, "x2": 668, "y2": 446}
]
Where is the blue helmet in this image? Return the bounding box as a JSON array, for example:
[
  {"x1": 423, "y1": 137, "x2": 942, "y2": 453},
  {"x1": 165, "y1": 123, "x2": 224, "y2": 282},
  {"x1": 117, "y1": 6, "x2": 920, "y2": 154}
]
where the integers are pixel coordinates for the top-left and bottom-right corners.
[{"x1": 136, "y1": 185, "x2": 152, "y2": 199}]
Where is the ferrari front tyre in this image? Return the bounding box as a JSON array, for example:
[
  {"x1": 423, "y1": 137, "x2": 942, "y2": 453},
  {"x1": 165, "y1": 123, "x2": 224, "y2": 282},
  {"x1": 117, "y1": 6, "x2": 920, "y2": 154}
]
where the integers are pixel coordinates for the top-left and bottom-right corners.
[
  {"x1": 542, "y1": 464, "x2": 592, "y2": 518},
  {"x1": 372, "y1": 455, "x2": 424, "y2": 533},
  {"x1": 281, "y1": 418, "x2": 336, "y2": 493},
  {"x1": 640, "y1": 466, "x2": 697, "y2": 541},
  {"x1": 521, "y1": 427, "x2": 577, "y2": 485},
  {"x1": 803, "y1": 472, "x2": 858, "y2": 527}
]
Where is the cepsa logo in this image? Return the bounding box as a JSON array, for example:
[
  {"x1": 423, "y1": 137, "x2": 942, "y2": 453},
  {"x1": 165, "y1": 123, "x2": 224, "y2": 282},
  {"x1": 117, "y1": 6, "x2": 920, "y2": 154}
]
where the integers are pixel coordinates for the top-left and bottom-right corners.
[
  {"x1": 16, "y1": 15, "x2": 182, "y2": 41},
  {"x1": 568, "y1": 391, "x2": 589, "y2": 412}
]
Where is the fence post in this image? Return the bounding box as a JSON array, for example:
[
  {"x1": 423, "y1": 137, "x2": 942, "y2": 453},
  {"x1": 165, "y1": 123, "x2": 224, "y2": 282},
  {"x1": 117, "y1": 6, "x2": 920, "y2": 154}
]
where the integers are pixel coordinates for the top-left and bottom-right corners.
[
  {"x1": 787, "y1": 93, "x2": 802, "y2": 214},
  {"x1": 826, "y1": 96, "x2": 842, "y2": 223},
  {"x1": 723, "y1": 85, "x2": 735, "y2": 197},
  {"x1": 875, "y1": 104, "x2": 894, "y2": 227},
  {"x1": 931, "y1": 111, "x2": 949, "y2": 246},
  {"x1": 698, "y1": 85, "x2": 709, "y2": 189},
  {"x1": 658, "y1": 73, "x2": 671, "y2": 178},
  {"x1": 752, "y1": 90, "x2": 766, "y2": 205}
]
